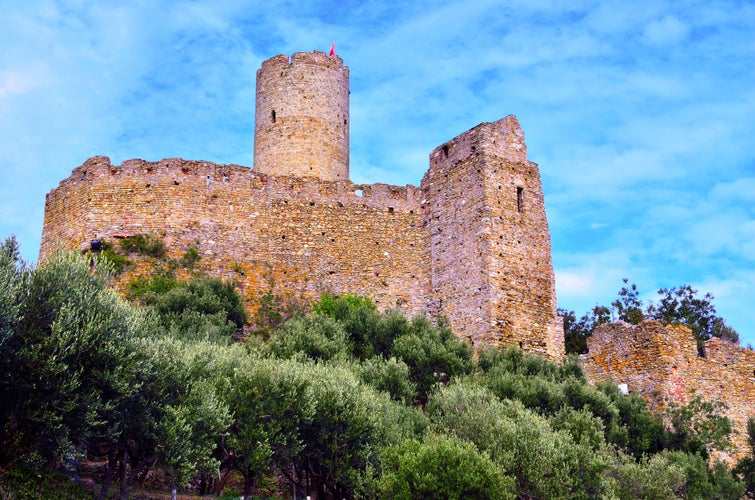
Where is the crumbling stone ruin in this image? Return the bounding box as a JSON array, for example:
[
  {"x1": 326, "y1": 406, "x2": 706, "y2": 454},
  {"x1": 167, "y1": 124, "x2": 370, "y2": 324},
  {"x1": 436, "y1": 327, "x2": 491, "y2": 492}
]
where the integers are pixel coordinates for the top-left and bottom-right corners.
[
  {"x1": 581, "y1": 320, "x2": 755, "y2": 460},
  {"x1": 40, "y1": 50, "x2": 565, "y2": 360}
]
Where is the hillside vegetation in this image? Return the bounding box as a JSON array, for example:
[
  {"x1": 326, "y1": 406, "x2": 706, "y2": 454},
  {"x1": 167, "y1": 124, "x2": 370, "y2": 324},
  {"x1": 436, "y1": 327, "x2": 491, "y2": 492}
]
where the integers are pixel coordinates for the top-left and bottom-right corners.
[{"x1": 0, "y1": 237, "x2": 752, "y2": 499}]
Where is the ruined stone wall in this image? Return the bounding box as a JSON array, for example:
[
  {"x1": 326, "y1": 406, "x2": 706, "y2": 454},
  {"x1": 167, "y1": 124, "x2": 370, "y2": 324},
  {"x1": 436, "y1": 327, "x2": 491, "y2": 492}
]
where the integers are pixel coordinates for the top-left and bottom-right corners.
[
  {"x1": 40, "y1": 156, "x2": 429, "y2": 317},
  {"x1": 254, "y1": 52, "x2": 349, "y2": 181},
  {"x1": 582, "y1": 320, "x2": 755, "y2": 460},
  {"x1": 422, "y1": 116, "x2": 563, "y2": 359}
]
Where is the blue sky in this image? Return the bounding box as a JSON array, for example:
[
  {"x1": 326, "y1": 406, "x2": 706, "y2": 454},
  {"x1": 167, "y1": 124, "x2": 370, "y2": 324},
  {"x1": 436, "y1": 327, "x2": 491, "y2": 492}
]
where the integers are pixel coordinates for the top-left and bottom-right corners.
[{"x1": 1, "y1": 1, "x2": 754, "y2": 346}]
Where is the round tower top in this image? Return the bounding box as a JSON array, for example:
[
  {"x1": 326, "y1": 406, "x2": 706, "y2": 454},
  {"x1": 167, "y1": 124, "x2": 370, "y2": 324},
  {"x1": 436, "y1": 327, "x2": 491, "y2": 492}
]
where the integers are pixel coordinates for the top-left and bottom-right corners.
[{"x1": 253, "y1": 51, "x2": 350, "y2": 182}]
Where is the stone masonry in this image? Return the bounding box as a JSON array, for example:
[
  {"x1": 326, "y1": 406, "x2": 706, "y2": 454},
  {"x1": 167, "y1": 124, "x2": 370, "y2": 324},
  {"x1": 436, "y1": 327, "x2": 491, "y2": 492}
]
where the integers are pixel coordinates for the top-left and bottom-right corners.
[
  {"x1": 581, "y1": 320, "x2": 755, "y2": 460},
  {"x1": 39, "y1": 50, "x2": 564, "y2": 360}
]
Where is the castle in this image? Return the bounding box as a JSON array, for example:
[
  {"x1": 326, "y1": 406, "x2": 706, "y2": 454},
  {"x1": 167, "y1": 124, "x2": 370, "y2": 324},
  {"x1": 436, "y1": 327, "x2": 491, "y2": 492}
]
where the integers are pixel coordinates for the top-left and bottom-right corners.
[
  {"x1": 39, "y1": 50, "x2": 753, "y2": 458},
  {"x1": 40, "y1": 50, "x2": 565, "y2": 360}
]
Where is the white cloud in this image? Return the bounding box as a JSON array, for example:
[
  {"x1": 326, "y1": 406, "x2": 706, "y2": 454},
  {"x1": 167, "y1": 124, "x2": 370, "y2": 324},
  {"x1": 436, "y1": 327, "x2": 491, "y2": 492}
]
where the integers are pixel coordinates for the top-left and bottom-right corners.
[{"x1": 642, "y1": 15, "x2": 689, "y2": 46}]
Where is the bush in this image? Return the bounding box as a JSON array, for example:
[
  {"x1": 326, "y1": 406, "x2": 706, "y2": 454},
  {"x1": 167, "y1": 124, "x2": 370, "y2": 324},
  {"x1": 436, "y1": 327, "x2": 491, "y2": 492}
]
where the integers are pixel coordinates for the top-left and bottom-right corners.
[
  {"x1": 268, "y1": 314, "x2": 350, "y2": 361},
  {"x1": 119, "y1": 233, "x2": 167, "y2": 258},
  {"x1": 378, "y1": 433, "x2": 515, "y2": 500},
  {"x1": 428, "y1": 382, "x2": 611, "y2": 499},
  {"x1": 355, "y1": 356, "x2": 416, "y2": 405}
]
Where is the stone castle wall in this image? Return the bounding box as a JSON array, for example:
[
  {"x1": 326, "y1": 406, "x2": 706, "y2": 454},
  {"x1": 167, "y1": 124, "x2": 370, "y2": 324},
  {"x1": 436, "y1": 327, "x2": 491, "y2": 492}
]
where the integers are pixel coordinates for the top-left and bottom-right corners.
[
  {"x1": 582, "y1": 320, "x2": 755, "y2": 460},
  {"x1": 41, "y1": 156, "x2": 430, "y2": 316}
]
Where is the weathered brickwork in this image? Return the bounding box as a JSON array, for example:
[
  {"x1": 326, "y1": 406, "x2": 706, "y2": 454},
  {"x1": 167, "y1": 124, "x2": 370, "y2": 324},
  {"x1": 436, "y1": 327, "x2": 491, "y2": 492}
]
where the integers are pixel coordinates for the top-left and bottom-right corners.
[
  {"x1": 582, "y1": 321, "x2": 755, "y2": 460},
  {"x1": 40, "y1": 51, "x2": 564, "y2": 360}
]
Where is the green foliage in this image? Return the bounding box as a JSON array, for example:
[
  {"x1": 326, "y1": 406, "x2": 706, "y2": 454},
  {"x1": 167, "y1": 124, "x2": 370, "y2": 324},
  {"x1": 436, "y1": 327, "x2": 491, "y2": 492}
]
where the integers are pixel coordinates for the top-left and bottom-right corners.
[
  {"x1": 612, "y1": 278, "x2": 645, "y2": 324},
  {"x1": 0, "y1": 234, "x2": 22, "y2": 264},
  {"x1": 118, "y1": 232, "x2": 167, "y2": 258},
  {"x1": 560, "y1": 305, "x2": 610, "y2": 354},
  {"x1": 378, "y1": 432, "x2": 515, "y2": 500},
  {"x1": 313, "y1": 292, "x2": 376, "y2": 317},
  {"x1": 267, "y1": 314, "x2": 350, "y2": 361},
  {"x1": 596, "y1": 381, "x2": 667, "y2": 458},
  {"x1": 222, "y1": 359, "x2": 423, "y2": 498},
  {"x1": 0, "y1": 467, "x2": 91, "y2": 499},
  {"x1": 354, "y1": 356, "x2": 416, "y2": 405},
  {"x1": 126, "y1": 269, "x2": 179, "y2": 302},
  {"x1": 647, "y1": 284, "x2": 717, "y2": 340},
  {"x1": 131, "y1": 276, "x2": 247, "y2": 343},
  {"x1": 605, "y1": 450, "x2": 744, "y2": 500},
  {"x1": 133, "y1": 337, "x2": 238, "y2": 490},
  {"x1": 389, "y1": 316, "x2": 474, "y2": 404},
  {"x1": 475, "y1": 346, "x2": 676, "y2": 460},
  {"x1": 6, "y1": 251, "x2": 146, "y2": 469},
  {"x1": 252, "y1": 290, "x2": 307, "y2": 335},
  {"x1": 97, "y1": 240, "x2": 131, "y2": 273},
  {"x1": 180, "y1": 245, "x2": 201, "y2": 268},
  {"x1": 605, "y1": 451, "x2": 687, "y2": 499},
  {"x1": 313, "y1": 292, "x2": 385, "y2": 359},
  {"x1": 647, "y1": 284, "x2": 741, "y2": 351},
  {"x1": 296, "y1": 364, "x2": 425, "y2": 498},
  {"x1": 734, "y1": 416, "x2": 755, "y2": 495},
  {"x1": 0, "y1": 242, "x2": 745, "y2": 497},
  {"x1": 0, "y1": 238, "x2": 24, "y2": 448},
  {"x1": 665, "y1": 395, "x2": 733, "y2": 459},
  {"x1": 428, "y1": 382, "x2": 611, "y2": 499}
]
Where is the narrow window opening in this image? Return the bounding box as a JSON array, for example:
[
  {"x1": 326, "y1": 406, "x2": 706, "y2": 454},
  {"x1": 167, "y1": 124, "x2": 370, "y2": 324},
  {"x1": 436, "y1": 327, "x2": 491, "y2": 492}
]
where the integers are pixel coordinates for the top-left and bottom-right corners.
[
  {"x1": 516, "y1": 186, "x2": 524, "y2": 212},
  {"x1": 271, "y1": 110, "x2": 276, "y2": 123},
  {"x1": 355, "y1": 189, "x2": 363, "y2": 197},
  {"x1": 442, "y1": 145, "x2": 449, "y2": 159},
  {"x1": 206, "y1": 175, "x2": 211, "y2": 187},
  {"x1": 388, "y1": 207, "x2": 394, "y2": 213}
]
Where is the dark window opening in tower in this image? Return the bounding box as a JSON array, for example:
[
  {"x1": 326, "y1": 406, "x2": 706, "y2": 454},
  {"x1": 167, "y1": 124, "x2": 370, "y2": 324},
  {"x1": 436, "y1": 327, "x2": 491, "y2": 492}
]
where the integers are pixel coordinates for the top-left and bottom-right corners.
[
  {"x1": 516, "y1": 187, "x2": 524, "y2": 212},
  {"x1": 442, "y1": 145, "x2": 449, "y2": 159},
  {"x1": 271, "y1": 110, "x2": 276, "y2": 123}
]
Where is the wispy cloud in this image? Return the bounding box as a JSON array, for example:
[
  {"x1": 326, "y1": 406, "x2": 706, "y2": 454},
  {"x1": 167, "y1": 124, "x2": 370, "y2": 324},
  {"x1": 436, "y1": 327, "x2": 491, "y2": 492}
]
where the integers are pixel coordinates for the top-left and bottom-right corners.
[{"x1": 1, "y1": 0, "x2": 753, "y2": 345}]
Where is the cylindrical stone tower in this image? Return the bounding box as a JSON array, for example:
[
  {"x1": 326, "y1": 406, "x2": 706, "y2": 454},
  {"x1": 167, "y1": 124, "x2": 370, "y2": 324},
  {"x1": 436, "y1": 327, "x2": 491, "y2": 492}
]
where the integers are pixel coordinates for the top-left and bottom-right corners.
[{"x1": 253, "y1": 51, "x2": 350, "y2": 181}]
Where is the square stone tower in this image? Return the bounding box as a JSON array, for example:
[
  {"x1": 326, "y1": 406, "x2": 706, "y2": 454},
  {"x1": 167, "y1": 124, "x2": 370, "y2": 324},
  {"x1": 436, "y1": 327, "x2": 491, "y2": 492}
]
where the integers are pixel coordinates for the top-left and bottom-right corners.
[{"x1": 422, "y1": 116, "x2": 564, "y2": 359}]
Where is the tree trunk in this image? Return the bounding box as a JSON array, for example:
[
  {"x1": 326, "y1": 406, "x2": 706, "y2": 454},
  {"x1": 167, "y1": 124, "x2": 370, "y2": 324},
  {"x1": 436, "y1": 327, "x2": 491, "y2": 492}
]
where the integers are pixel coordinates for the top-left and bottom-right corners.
[
  {"x1": 97, "y1": 451, "x2": 117, "y2": 500},
  {"x1": 118, "y1": 448, "x2": 128, "y2": 500},
  {"x1": 213, "y1": 468, "x2": 233, "y2": 495}
]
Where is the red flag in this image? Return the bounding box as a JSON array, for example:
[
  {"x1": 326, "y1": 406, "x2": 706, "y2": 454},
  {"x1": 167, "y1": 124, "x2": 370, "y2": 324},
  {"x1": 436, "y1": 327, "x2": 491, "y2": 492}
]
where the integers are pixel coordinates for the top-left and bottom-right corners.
[{"x1": 329, "y1": 40, "x2": 335, "y2": 56}]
